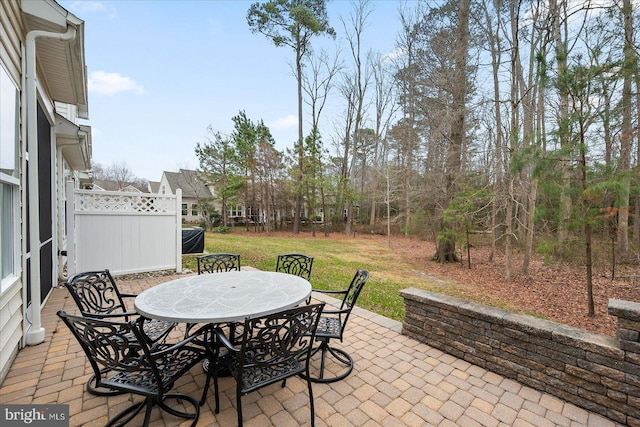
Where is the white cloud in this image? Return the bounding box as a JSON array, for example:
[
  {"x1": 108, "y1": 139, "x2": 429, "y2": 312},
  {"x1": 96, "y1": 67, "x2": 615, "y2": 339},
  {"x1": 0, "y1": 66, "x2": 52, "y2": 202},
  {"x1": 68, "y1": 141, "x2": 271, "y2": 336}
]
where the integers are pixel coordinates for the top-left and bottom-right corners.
[
  {"x1": 271, "y1": 115, "x2": 298, "y2": 130},
  {"x1": 382, "y1": 47, "x2": 406, "y2": 64},
  {"x1": 65, "y1": 1, "x2": 116, "y2": 17},
  {"x1": 88, "y1": 71, "x2": 145, "y2": 96},
  {"x1": 66, "y1": 1, "x2": 106, "y2": 13}
]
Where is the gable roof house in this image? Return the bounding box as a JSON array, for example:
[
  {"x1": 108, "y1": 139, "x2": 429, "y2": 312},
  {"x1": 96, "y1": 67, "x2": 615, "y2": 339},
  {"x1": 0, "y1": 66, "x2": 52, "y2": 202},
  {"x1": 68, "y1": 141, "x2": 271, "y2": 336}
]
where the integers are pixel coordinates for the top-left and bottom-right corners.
[
  {"x1": 159, "y1": 169, "x2": 214, "y2": 224},
  {"x1": 0, "y1": 0, "x2": 91, "y2": 382},
  {"x1": 91, "y1": 178, "x2": 149, "y2": 192},
  {"x1": 148, "y1": 180, "x2": 161, "y2": 194}
]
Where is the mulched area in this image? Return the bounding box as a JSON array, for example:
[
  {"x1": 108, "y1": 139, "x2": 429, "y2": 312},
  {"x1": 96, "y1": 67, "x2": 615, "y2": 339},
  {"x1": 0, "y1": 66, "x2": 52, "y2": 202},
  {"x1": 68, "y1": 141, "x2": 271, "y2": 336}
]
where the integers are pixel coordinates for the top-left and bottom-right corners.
[{"x1": 384, "y1": 233, "x2": 640, "y2": 337}]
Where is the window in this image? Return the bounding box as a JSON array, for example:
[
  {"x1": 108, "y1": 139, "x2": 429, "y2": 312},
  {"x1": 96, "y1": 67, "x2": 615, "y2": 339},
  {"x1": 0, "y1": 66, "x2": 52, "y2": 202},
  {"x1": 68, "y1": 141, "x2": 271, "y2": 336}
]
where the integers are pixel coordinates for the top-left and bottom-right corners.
[
  {"x1": 228, "y1": 205, "x2": 241, "y2": 217},
  {"x1": 181, "y1": 203, "x2": 188, "y2": 216},
  {"x1": 1, "y1": 64, "x2": 20, "y2": 293},
  {"x1": 191, "y1": 203, "x2": 199, "y2": 216}
]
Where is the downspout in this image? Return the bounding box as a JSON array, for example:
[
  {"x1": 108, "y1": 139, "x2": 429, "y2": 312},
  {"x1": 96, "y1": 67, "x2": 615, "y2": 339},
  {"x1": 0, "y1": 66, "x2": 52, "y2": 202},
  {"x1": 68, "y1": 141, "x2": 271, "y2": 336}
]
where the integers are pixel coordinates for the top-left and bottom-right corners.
[{"x1": 23, "y1": 25, "x2": 77, "y2": 346}]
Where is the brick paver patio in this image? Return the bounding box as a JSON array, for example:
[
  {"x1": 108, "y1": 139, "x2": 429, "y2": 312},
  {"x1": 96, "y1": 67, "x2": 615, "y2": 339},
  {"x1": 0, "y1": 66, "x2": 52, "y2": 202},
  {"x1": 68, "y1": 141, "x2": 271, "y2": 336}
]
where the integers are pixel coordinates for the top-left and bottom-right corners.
[{"x1": 0, "y1": 273, "x2": 624, "y2": 426}]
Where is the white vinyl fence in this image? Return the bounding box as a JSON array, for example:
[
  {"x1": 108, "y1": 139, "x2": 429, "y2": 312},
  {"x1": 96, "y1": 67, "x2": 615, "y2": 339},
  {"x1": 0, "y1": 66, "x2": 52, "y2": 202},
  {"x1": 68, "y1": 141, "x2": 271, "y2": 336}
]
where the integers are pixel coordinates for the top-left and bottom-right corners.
[{"x1": 66, "y1": 183, "x2": 182, "y2": 276}]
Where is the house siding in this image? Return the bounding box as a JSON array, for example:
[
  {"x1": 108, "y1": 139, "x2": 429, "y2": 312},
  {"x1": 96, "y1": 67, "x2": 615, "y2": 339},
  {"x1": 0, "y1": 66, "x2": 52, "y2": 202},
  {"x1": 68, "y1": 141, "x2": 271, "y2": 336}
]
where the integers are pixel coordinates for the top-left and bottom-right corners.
[
  {"x1": 0, "y1": 282, "x2": 22, "y2": 381},
  {"x1": 159, "y1": 170, "x2": 209, "y2": 224},
  {"x1": 0, "y1": 1, "x2": 23, "y2": 82},
  {"x1": 0, "y1": 0, "x2": 23, "y2": 383}
]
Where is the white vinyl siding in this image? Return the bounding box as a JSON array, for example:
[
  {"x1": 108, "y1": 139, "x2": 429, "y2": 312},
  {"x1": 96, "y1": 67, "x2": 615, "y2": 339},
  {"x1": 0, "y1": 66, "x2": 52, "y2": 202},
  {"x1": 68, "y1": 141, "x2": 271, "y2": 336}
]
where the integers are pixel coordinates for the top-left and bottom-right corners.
[{"x1": 0, "y1": 0, "x2": 23, "y2": 384}]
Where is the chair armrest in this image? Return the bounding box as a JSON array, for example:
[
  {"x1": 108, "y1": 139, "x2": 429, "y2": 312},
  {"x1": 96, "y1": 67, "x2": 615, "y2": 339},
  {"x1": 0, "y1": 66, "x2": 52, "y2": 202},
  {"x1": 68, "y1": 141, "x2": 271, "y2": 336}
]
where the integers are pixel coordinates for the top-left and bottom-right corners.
[
  {"x1": 214, "y1": 327, "x2": 240, "y2": 354},
  {"x1": 82, "y1": 311, "x2": 139, "y2": 320},
  {"x1": 312, "y1": 288, "x2": 347, "y2": 296},
  {"x1": 150, "y1": 325, "x2": 211, "y2": 357},
  {"x1": 120, "y1": 293, "x2": 138, "y2": 299},
  {"x1": 319, "y1": 307, "x2": 351, "y2": 316}
]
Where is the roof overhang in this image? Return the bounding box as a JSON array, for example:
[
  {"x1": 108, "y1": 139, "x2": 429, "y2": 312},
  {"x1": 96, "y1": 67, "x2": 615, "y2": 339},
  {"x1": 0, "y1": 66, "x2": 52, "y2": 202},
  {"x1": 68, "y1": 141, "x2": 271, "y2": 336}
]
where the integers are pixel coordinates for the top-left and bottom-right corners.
[
  {"x1": 55, "y1": 113, "x2": 92, "y2": 171},
  {"x1": 21, "y1": 0, "x2": 88, "y2": 118}
]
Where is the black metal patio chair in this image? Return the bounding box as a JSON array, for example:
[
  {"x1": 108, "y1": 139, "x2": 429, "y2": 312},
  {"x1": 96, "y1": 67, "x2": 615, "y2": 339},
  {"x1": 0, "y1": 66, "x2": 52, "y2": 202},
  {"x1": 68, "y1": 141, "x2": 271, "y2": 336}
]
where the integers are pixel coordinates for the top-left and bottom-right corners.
[
  {"x1": 208, "y1": 303, "x2": 325, "y2": 427},
  {"x1": 197, "y1": 253, "x2": 241, "y2": 274},
  {"x1": 302, "y1": 269, "x2": 369, "y2": 383},
  {"x1": 275, "y1": 253, "x2": 314, "y2": 281},
  {"x1": 64, "y1": 269, "x2": 176, "y2": 395},
  {"x1": 57, "y1": 310, "x2": 213, "y2": 427}
]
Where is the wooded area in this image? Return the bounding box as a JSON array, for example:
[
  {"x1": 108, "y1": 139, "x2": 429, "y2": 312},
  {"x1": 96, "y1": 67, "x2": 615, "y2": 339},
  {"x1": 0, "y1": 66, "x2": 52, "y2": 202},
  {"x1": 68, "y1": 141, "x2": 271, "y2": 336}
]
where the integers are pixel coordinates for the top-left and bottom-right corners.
[{"x1": 194, "y1": 0, "x2": 640, "y2": 303}]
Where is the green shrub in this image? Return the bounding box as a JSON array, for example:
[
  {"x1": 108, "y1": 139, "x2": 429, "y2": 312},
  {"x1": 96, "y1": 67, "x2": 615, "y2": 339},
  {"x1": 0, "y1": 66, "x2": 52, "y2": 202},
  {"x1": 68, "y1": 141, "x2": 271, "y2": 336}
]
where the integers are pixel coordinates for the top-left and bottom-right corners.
[{"x1": 535, "y1": 241, "x2": 557, "y2": 264}]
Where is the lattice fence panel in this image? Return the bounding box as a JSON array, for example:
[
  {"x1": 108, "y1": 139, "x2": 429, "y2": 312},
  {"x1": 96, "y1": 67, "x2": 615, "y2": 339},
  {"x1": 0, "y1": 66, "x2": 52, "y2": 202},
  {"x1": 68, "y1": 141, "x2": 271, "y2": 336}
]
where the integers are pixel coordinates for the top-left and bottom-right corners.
[{"x1": 75, "y1": 190, "x2": 176, "y2": 213}]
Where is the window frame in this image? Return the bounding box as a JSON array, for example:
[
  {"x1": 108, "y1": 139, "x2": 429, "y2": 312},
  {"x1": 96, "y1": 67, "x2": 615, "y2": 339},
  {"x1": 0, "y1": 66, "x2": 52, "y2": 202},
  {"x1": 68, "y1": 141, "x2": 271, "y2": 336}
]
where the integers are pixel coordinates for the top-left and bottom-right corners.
[{"x1": 0, "y1": 64, "x2": 21, "y2": 295}]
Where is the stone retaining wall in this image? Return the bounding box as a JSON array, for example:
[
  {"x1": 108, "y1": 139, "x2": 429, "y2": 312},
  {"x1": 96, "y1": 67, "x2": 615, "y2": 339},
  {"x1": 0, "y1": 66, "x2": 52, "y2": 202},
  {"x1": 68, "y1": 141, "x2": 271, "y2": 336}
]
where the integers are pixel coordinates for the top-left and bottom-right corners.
[{"x1": 400, "y1": 288, "x2": 640, "y2": 426}]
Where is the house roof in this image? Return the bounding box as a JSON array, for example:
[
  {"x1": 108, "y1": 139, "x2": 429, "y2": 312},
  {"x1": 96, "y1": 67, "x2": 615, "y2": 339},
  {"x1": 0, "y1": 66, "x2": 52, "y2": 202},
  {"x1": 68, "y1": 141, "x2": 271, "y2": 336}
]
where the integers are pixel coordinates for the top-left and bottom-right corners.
[
  {"x1": 21, "y1": 0, "x2": 88, "y2": 118},
  {"x1": 148, "y1": 181, "x2": 161, "y2": 193},
  {"x1": 164, "y1": 169, "x2": 211, "y2": 199},
  {"x1": 55, "y1": 113, "x2": 91, "y2": 171},
  {"x1": 92, "y1": 179, "x2": 149, "y2": 193}
]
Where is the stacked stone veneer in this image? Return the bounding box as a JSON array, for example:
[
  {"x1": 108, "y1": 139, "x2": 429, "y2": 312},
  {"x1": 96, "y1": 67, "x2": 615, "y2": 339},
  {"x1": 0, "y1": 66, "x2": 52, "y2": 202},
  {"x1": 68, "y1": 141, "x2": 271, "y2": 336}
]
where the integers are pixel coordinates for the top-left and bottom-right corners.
[{"x1": 400, "y1": 288, "x2": 640, "y2": 426}]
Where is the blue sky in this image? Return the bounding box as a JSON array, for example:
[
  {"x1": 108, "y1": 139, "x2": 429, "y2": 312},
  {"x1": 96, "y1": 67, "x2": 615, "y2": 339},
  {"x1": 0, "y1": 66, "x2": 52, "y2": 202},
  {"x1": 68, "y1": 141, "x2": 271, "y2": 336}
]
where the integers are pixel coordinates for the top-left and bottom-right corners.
[{"x1": 60, "y1": 1, "x2": 403, "y2": 182}]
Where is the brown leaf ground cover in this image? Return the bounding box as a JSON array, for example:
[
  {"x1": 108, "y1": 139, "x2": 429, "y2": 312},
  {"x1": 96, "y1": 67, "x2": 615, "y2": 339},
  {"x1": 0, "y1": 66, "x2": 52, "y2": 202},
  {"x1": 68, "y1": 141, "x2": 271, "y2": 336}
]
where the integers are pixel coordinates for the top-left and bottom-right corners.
[
  {"x1": 262, "y1": 229, "x2": 640, "y2": 336},
  {"x1": 378, "y1": 233, "x2": 640, "y2": 337}
]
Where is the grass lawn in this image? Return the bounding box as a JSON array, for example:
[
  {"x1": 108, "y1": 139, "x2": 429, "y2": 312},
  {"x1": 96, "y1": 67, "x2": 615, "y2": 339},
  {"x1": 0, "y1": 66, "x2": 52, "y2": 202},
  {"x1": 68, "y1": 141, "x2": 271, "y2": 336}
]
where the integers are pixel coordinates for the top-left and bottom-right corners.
[{"x1": 183, "y1": 230, "x2": 459, "y2": 322}]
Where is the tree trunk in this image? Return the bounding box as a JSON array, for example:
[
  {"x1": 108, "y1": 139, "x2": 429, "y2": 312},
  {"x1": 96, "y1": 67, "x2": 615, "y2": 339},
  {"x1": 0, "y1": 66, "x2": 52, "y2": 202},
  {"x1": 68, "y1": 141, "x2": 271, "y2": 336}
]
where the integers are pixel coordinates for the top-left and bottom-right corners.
[
  {"x1": 434, "y1": 239, "x2": 459, "y2": 264},
  {"x1": 634, "y1": 72, "x2": 640, "y2": 247},
  {"x1": 580, "y1": 122, "x2": 595, "y2": 317},
  {"x1": 550, "y1": 0, "x2": 571, "y2": 247},
  {"x1": 483, "y1": 0, "x2": 504, "y2": 263},
  {"x1": 505, "y1": 178, "x2": 514, "y2": 280},
  {"x1": 293, "y1": 45, "x2": 304, "y2": 234},
  {"x1": 519, "y1": 3, "x2": 542, "y2": 276},
  {"x1": 434, "y1": 0, "x2": 469, "y2": 262},
  {"x1": 617, "y1": 0, "x2": 634, "y2": 254}
]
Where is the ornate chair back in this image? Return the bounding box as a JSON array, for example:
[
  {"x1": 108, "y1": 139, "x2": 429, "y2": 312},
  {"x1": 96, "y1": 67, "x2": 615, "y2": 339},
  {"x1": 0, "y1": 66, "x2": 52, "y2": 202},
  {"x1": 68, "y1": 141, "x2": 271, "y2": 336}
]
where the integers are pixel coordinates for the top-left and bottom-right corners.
[
  {"x1": 65, "y1": 270, "x2": 130, "y2": 318},
  {"x1": 335, "y1": 269, "x2": 369, "y2": 337},
  {"x1": 64, "y1": 269, "x2": 174, "y2": 341},
  {"x1": 197, "y1": 253, "x2": 241, "y2": 274},
  {"x1": 211, "y1": 303, "x2": 325, "y2": 426},
  {"x1": 275, "y1": 253, "x2": 314, "y2": 281},
  {"x1": 58, "y1": 311, "x2": 157, "y2": 393}
]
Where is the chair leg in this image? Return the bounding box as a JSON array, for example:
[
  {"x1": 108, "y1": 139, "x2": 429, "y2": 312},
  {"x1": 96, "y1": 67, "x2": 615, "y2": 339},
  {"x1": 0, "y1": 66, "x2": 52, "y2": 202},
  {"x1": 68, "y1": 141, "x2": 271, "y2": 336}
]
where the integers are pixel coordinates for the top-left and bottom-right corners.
[
  {"x1": 213, "y1": 367, "x2": 220, "y2": 413},
  {"x1": 141, "y1": 399, "x2": 154, "y2": 427},
  {"x1": 156, "y1": 393, "x2": 200, "y2": 427},
  {"x1": 105, "y1": 398, "x2": 148, "y2": 427},
  {"x1": 301, "y1": 338, "x2": 354, "y2": 383},
  {"x1": 105, "y1": 394, "x2": 200, "y2": 427},
  {"x1": 236, "y1": 387, "x2": 243, "y2": 427},
  {"x1": 306, "y1": 372, "x2": 316, "y2": 427},
  {"x1": 209, "y1": 347, "x2": 221, "y2": 413},
  {"x1": 200, "y1": 354, "x2": 214, "y2": 406}
]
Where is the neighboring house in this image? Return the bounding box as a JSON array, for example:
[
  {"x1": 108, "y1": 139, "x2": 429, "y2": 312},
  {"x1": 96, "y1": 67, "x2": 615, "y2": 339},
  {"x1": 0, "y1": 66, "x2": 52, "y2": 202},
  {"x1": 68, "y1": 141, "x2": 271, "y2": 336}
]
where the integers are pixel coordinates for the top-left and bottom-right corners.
[
  {"x1": 159, "y1": 169, "x2": 213, "y2": 223},
  {"x1": 148, "y1": 180, "x2": 161, "y2": 194},
  {"x1": 91, "y1": 178, "x2": 149, "y2": 193},
  {"x1": 0, "y1": 1, "x2": 91, "y2": 382}
]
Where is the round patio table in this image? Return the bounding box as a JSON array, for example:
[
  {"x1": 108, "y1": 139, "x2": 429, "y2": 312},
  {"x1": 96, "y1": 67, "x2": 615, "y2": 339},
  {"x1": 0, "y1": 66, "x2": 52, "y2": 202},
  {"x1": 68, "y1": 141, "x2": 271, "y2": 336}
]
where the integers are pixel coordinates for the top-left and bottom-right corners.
[{"x1": 134, "y1": 270, "x2": 312, "y2": 323}]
